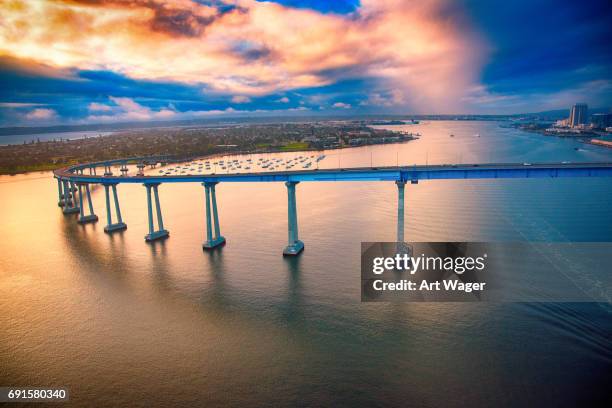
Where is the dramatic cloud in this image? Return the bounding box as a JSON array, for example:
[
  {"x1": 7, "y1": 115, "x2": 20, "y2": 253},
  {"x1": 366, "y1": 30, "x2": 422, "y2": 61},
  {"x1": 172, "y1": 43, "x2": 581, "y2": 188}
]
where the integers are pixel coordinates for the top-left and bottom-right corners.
[
  {"x1": 360, "y1": 90, "x2": 406, "y2": 107},
  {"x1": 231, "y1": 95, "x2": 251, "y2": 103},
  {"x1": 0, "y1": 0, "x2": 486, "y2": 112},
  {"x1": 88, "y1": 102, "x2": 112, "y2": 112},
  {"x1": 86, "y1": 97, "x2": 176, "y2": 122},
  {"x1": 79, "y1": 95, "x2": 312, "y2": 123},
  {"x1": 332, "y1": 102, "x2": 351, "y2": 109},
  {"x1": 461, "y1": 80, "x2": 612, "y2": 114},
  {"x1": 25, "y1": 108, "x2": 58, "y2": 120}
]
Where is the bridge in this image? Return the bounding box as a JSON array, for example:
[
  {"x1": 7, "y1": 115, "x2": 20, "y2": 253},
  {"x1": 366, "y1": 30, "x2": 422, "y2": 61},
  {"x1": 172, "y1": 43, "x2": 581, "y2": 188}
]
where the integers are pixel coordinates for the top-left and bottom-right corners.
[{"x1": 53, "y1": 158, "x2": 612, "y2": 256}]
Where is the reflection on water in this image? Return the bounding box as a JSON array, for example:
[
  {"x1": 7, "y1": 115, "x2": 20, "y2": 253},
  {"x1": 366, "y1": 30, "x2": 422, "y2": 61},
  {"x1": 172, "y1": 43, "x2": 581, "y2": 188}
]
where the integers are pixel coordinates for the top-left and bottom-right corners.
[{"x1": 1, "y1": 122, "x2": 611, "y2": 406}]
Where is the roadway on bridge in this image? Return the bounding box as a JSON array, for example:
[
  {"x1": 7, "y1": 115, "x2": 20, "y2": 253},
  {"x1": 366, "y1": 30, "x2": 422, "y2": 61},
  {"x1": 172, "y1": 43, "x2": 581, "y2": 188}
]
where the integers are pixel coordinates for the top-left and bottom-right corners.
[{"x1": 55, "y1": 161, "x2": 612, "y2": 184}]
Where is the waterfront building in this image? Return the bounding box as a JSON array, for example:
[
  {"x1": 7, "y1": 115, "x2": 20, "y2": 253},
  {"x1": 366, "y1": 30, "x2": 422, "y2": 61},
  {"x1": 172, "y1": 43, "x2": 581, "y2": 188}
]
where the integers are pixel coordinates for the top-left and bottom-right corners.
[
  {"x1": 569, "y1": 103, "x2": 588, "y2": 127},
  {"x1": 591, "y1": 113, "x2": 612, "y2": 129}
]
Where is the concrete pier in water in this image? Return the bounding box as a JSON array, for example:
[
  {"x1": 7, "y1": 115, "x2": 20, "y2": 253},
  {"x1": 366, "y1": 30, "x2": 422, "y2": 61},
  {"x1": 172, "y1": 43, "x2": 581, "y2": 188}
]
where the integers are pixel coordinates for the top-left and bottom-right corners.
[
  {"x1": 62, "y1": 180, "x2": 80, "y2": 214},
  {"x1": 144, "y1": 183, "x2": 169, "y2": 241},
  {"x1": 103, "y1": 183, "x2": 127, "y2": 233},
  {"x1": 202, "y1": 181, "x2": 226, "y2": 250},
  {"x1": 283, "y1": 181, "x2": 304, "y2": 256},
  {"x1": 77, "y1": 183, "x2": 98, "y2": 224}
]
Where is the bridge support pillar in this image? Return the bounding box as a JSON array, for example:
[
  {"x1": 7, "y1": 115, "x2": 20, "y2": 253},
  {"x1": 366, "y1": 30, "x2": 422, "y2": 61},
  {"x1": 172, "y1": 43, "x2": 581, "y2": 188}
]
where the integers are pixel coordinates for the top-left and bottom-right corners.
[
  {"x1": 202, "y1": 182, "x2": 225, "y2": 249},
  {"x1": 395, "y1": 179, "x2": 413, "y2": 255},
  {"x1": 144, "y1": 183, "x2": 169, "y2": 241},
  {"x1": 77, "y1": 183, "x2": 98, "y2": 224},
  {"x1": 283, "y1": 181, "x2": 304, "y2": 256},
  {"x1": 396, "y1": 180, "x2": 406, "y2": 242},
  {"x1": 62, "y1": 180, "x2": 79, "y2": 214},
  {"x1": 103, "y1": 183, "x2": 127, "y2": 233},
  {"x1": 57, "y1": 178, "x2": 67, "y2": 207}
]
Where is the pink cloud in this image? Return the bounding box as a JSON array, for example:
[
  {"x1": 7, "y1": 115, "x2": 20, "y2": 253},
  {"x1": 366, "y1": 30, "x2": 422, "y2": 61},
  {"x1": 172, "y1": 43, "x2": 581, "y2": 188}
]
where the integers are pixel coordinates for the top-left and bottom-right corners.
[
  {"x1": 85, "y1": 97, "x2": 176, "y2": 122},
  {"x1": 88, "y1": 102, "x2": 112, "y2": 112},
  {"x1": 0, "y1": 0, "x2": 488, "y2": 112},
  {"x1": 82, "y1": 103, "x2": 311, "y2": 123},
  {"x1": 25, "y1": 108, "x2": 57, "y2": 120},
  {"x1": 332, "y1": 102, "x2": 351, "y2": 109},
  {"x1": 231, "y1": 95, "x2": 251, "y2": 103}
]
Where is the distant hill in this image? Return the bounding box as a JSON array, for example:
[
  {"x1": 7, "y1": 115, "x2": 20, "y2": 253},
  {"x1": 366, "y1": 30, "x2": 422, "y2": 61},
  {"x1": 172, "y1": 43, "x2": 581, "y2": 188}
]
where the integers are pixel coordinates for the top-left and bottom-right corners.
[{"x1": 1, "y1": 108, "x2": 610, "y2": 136}]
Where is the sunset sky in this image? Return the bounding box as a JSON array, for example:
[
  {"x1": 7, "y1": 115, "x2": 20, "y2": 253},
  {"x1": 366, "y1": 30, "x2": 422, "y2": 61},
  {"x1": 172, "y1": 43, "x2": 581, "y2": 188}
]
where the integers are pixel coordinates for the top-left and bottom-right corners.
[{"x1": 0, "y1": 0, "x2": 611, "y2": 125}]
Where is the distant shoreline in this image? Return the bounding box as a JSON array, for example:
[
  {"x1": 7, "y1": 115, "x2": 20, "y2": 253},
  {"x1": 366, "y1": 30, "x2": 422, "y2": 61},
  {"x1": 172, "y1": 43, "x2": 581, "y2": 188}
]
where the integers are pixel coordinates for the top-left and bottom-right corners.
[
  {"x1": 513, "y1": 125, "x2": 612, "y2": 149},
  {"x1": 0, "y1": 130, "x2": 115, "y2": 147},
  {"x1": 0, "y1": 115, "x2": 510, "y2": 138},
  {"x1": 0, "y1": 122, "x2": 416, "y2": 176},
  {"x1": 0, "y1": 141, "x2": 421, "y2": 177}
]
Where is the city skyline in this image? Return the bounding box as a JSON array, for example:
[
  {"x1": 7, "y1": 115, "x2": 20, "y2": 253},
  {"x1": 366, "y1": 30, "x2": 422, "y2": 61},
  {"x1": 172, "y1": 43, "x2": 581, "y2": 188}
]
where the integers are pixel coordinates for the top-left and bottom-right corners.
[{"x1": 0, "y1": 0, "x2": 611, "y2": 126}]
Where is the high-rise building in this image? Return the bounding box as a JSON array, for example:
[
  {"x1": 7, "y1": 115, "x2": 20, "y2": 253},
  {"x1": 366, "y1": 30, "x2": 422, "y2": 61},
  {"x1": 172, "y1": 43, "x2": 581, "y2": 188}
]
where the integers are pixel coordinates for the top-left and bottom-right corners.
[
  {"x1": 591, "y1": 113, "x2": 612, "y2": 129},
  {"x1": 569, "y1": 103, "x2": 588, "y2": 127}
]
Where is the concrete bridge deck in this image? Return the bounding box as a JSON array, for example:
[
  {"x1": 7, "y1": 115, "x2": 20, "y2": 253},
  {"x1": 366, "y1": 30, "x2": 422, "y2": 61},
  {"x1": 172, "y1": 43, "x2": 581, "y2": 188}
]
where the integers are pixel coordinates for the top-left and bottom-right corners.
[
  {"x1": 52, "y1": 158, "x2": 612, "y2": 255},
  {"x1": 54, "y1": 161, "x2": 612, "y2": 184}
]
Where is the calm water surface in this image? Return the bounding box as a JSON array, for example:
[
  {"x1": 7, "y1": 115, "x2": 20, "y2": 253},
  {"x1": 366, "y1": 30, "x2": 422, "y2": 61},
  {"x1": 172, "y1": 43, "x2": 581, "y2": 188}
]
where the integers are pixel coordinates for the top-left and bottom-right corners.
[
  {"x1": 0, "y1": 130, "x2": 113, "y2": 146},
  {"x1": 1, "y1": 121, "x2": 611, "y2": 406}
]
